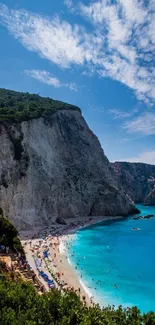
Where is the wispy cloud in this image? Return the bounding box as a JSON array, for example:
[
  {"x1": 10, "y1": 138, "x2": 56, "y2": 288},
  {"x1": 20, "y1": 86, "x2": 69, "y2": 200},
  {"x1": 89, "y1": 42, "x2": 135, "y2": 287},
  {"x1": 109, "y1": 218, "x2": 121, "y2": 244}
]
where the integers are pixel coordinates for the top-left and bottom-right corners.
[
  {"x1": 123, "y1": 112, "x2": 155, "y2": 135},
  {"x1": 25, "y1": 69, "x2": 77, "y2": 91},
  {"x1": 120, "y1": 135, "x2": 144, "y2": 143},
  {"x1": 64, "y1": 0, "x2": 73, "y2": 9},
  {"x1": 120, "y1": 150, "x2": 155, "y2": 165},
  {"x1": 108, "y1": 108, "x2": 131, "y2": 120},
  {"x1": 88, "y1": 103, "x2": 105, "y2": 113},
  {"x1": 79, "y1": 0, "x2": 155, "y2": 104},
  {"x1": 0, "y1": 2, "x2": 154, "y2": 104},
  {"x1": 0, "y1": 4, "x2": 92, "y2": 68}
]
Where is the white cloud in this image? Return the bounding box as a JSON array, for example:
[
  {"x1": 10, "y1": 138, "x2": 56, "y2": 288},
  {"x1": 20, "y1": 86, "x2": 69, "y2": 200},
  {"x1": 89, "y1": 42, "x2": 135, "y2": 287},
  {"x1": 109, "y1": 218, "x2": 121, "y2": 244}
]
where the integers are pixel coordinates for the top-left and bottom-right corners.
[
  {"x1": 64, "y1": 0, "x2": 73, "y2": 9},
  {"x1": 25, "y1": 69, "x2": 77, "y2": 91},
  {"x1": 0, "y1": 2, "x2": 154, "y2": 104},
  {"x1": 0, "y1": 4, "x2": 91, "y2": 68},
  {"x1": 119, "y1": 0, "x2": 147, "y2": 23},
  {"x1": 120, "y1": 151, "x2": 155, "y2": 165},
  {"x1": 79, "y1": 0, "x2": 155, "y2": 104},
  {"x1": 108, "y1": 108, "x2": 132, "y2": 120},
  {"x1": 123, "y1": 112, "x2": 155, "y2": 135}
]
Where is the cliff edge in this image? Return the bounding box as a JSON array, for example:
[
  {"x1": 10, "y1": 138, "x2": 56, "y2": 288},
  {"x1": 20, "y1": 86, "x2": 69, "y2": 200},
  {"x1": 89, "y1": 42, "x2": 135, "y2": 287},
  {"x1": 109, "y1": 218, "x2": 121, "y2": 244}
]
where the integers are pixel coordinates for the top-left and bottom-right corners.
[{"x1": 0, "y1": 89, "x2": 137, "y2": 230}]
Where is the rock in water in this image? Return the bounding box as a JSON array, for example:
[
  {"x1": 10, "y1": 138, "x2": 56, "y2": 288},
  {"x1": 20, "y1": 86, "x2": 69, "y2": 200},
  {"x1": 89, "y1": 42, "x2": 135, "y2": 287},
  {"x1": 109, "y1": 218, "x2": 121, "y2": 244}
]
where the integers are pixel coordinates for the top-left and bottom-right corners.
[{"x1": 0, "y1": 89, "x2": 137, "y2": 231}]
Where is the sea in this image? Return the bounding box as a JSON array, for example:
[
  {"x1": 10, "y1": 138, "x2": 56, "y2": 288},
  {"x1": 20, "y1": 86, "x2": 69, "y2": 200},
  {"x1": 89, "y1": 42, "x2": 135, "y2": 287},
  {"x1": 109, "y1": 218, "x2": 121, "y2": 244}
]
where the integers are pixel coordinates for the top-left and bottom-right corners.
[{"x1": 67, "y1": 205, "x2": 155, "y2": 313}]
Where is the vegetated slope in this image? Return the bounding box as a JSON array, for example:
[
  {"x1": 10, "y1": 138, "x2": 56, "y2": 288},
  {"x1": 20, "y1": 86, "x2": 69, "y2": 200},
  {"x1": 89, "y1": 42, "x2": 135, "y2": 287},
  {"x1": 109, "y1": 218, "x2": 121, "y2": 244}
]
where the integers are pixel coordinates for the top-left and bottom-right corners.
[
  {"x1": 0, "y1": 88, "x2": 80, "y2": 123},
  {"x1": 0, "y1": 277, "x2": 154, "y2": 324},
  {"x1": 112, "y1": 162, "x2": 155, "y2": 204},
  {"x1": 0, "y1": 208, "x2": 24, "y2": 256},
  {"x1": 0, "y1": 88, "x2": 138, "y2": 231}
]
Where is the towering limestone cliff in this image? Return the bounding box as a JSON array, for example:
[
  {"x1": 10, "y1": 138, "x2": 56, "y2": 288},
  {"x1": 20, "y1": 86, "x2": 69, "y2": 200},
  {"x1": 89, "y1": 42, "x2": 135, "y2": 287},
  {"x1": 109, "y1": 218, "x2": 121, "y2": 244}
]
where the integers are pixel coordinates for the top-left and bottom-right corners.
[
  {"x1": 112, "y1": 162, "x2": 155, "y2": 204},
  {"x1": 0, "y1": 88, "x2": 137, "y2": 231}
]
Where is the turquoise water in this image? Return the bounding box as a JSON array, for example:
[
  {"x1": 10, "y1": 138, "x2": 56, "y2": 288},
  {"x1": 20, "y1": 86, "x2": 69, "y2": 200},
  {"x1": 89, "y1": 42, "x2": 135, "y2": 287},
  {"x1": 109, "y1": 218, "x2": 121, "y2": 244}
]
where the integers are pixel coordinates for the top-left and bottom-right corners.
[{"x1": 68, "y1": 205, "x2": 155, "y2": 313}]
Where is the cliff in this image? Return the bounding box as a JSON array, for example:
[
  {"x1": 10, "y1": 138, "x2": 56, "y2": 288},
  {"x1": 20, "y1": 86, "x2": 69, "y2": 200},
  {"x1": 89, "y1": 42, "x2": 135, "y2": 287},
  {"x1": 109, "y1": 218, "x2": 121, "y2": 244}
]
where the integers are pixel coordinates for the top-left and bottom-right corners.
[
  {"x1": 145, "y1": 189, "x2": 155, "y2": 205},
  {"x1": 112, "y1": 162, "x2": 155, "y2": 204},
  {"x1": 0, "y1": 89, "x2": 137, "y2": 231}
]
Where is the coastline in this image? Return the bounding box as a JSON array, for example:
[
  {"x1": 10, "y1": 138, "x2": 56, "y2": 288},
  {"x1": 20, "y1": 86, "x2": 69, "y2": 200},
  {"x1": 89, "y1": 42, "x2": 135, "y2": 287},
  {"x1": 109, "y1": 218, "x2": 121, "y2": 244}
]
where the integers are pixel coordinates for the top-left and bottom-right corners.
[{"x1": 21, "y1": 215, "x2": 123, "y2": 306}]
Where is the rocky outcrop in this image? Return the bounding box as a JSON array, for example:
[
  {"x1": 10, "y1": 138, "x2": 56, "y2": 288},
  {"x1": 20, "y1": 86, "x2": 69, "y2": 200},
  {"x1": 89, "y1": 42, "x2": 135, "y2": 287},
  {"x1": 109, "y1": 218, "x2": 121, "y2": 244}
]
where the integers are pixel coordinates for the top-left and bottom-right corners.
[
  {"x1": 145, "y1": 189, "x2": 155, "y2": 205},
  {"x1": 0, "y1": 109, "x2": 138, "y2": 231},
  {"x1": 56, "y1": 216, "x2": 67, "y2": 225},
  {"x1": 112, "y1": 162, "x2": 155, "y2": 204}
]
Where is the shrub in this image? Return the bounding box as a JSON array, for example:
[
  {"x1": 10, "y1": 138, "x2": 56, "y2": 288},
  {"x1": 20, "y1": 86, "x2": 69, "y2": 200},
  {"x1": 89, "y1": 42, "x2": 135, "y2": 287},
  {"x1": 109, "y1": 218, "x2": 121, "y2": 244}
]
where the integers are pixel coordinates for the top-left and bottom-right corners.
[{"x1": 0, "y1": 88, "x2": 80, "y2": 123}]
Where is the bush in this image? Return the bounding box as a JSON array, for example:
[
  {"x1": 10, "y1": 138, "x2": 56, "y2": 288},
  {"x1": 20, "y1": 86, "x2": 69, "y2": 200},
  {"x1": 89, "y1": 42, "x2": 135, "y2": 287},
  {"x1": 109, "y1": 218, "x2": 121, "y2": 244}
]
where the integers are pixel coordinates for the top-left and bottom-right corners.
[
  {"x1": 0, "y1": 215, "x2": 25, "y2": 257},
  {"x1": 0, "y1": 88, "x2": 80, "y2": 123},
  {"x1": 0, "y1": 278, "x2": 155, "y2": 325}
]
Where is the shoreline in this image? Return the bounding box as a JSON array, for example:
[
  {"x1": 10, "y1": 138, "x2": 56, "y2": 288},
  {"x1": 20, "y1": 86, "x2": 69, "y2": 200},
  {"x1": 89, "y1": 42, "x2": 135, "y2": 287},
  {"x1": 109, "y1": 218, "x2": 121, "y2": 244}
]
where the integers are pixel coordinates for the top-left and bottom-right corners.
[{"x1": 21, "y1": 215, "x2": 123, "y2": 306}]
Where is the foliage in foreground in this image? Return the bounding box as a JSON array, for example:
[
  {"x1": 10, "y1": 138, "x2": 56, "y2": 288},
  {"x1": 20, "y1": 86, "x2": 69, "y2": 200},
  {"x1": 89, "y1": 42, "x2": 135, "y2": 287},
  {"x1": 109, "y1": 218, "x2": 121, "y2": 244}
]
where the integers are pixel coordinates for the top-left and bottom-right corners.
[
  {"x1": 0, "y1": 88, "x2": 80, "y2": 123},
  {"x1": 0, "y1": 277, "x2": 155, "y2": 325},
  {"x1": 0, "y1": 211, "x2": 25, "y2": 257}
]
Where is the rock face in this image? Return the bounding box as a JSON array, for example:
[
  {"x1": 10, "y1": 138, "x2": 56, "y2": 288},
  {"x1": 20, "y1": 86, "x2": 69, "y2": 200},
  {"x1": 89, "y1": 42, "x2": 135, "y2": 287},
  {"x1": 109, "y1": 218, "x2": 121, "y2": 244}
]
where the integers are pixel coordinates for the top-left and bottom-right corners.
[
  {"x1": 0, "y1": 110, "x2": 137, "y2": 231},
  {"x1": 145, "y1": 189, "x2": 155, "y2": 205},
  {"x1": 55, "y1": 216, "x2": 67, "y2": 225},
  {"x1": 112, "y1": 162, "x2": 155, "y2": 204}
]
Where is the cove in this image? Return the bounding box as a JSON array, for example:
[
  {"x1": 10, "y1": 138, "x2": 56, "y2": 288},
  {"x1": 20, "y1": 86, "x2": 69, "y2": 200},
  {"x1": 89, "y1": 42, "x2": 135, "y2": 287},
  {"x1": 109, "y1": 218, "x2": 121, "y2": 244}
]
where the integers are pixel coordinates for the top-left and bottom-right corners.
[{"x1": 68, "y1": 205, "x2": 155, "y2": 313}]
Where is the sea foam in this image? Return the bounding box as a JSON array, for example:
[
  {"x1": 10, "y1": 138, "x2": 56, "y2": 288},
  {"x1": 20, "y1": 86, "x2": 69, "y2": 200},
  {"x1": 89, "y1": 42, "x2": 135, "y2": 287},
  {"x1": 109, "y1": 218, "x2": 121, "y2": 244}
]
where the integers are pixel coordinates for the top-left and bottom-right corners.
[{"x1": 79, "y1": 279, "x2": 92, "y2": 298}]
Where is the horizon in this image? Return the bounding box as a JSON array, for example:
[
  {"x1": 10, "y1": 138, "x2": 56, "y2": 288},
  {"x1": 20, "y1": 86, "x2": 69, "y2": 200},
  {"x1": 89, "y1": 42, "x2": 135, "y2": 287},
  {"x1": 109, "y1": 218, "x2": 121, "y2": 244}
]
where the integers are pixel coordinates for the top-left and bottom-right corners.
[{"x1": 0, "y1": 0, "x2": 154, "y2": 164}]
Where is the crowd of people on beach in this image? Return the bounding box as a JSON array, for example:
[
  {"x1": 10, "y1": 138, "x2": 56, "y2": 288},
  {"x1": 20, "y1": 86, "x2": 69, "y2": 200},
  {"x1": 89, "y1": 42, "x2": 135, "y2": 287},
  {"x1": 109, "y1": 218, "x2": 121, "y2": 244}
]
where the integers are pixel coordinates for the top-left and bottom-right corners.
[
  {"x1": 22, "y1": 216, "x2": 132, "y2": 306},
  {"x1": 22, "y1": 217, "x2": 102, "y2": 305},
  {"x1": 24, "y1": 234, "x2": 87, "y2": 300}
]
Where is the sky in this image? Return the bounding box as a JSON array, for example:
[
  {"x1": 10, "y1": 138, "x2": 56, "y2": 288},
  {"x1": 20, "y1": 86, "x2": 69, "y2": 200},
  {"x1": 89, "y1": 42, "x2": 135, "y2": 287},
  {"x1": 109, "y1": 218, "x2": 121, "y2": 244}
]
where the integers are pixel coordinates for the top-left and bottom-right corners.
[{"x1": 0, "y1": 0, "x2": 154, "y2": 164}]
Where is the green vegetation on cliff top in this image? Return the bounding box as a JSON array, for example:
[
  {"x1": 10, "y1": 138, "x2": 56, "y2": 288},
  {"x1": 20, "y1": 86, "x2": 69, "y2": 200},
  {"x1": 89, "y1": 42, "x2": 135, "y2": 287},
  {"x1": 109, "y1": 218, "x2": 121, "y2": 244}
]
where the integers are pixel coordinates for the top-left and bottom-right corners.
[{"x1": 0, "y1": 88, "x2": 80, "y2": 123}]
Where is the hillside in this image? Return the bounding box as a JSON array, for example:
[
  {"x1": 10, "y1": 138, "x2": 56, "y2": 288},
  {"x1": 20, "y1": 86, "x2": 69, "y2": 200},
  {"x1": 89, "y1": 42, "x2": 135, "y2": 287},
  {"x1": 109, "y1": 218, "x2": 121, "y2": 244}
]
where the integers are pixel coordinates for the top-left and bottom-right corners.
[
  {"x1": 0, "y1": 274, "x2": 154, "y2": 324},
  {"x1": 0, "y1": 88, "x2": 138, "y2": 231},
  {"x1": 112, "y1": 162, "x2": 155, "y2": 204},
  {"x1": 0, "y1": 88, "x2": 80, "y2": 123},
  {"x1": 0, "y1": 208, "x2": 24, "y2": 256}
]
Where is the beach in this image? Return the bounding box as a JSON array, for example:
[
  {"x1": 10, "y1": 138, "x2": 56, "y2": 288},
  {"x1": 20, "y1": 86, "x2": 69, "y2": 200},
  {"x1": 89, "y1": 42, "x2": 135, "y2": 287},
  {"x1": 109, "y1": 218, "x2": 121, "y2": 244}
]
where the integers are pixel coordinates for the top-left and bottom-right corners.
[
  {"x1": 21, "y1": 215, "x2": 110, "y2": 305},
  {"x1": 20, "y1": 207, "x2": 155, "y2": 313}
]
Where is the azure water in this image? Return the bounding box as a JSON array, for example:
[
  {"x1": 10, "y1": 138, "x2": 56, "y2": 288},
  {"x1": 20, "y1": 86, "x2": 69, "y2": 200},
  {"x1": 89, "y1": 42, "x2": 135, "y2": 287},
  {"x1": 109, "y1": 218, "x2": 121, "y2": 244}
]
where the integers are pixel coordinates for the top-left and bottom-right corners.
[{"x1": 68, "y1": 205, "x2": 155, "y2": 313}]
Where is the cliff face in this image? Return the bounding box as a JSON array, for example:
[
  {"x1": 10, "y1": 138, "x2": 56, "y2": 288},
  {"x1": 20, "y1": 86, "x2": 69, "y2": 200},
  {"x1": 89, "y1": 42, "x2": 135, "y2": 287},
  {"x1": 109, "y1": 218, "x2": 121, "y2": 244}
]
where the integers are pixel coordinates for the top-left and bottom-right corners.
[
  {"x1": 0, "y1": 110, "x2": 137, "y2": 231},
  {"x1": 145, "y1": 189, "x2": 155, "y2": 205},
  {"x1": 112, "y1": 162, "x2": 155, "y2": 204}
]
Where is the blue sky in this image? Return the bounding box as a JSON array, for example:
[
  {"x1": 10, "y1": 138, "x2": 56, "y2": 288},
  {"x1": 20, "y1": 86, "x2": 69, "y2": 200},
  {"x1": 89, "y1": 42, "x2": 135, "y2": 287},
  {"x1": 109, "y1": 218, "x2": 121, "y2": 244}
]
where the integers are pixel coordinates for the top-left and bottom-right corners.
[{"x1": 0, "y1": 0, "x2": 155, "y2": 163}]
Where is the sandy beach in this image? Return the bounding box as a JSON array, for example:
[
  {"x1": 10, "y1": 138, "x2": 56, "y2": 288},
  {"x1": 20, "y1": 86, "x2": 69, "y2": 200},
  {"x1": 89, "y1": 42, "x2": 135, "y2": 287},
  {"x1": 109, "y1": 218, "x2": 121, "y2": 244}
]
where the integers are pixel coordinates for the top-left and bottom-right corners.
[{"x1": 21, "y1": 215, "x2": 122, "y2": 305}]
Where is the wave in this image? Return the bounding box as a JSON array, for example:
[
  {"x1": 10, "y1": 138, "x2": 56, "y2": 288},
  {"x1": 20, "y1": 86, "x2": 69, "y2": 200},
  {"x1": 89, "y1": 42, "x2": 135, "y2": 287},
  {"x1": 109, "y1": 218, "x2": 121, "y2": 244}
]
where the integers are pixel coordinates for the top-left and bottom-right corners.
[
  {"x1": 79, "y1": 279, "x2": 92, "y2": 298},
  {"x1": 59, "y1": 240, "x2": 66, "y2": 253},
  {"x1": 67, "y1": 252, "x2": 93, "y2": 299},
  {"x1": 67, "y1": 257, "x2": 72, "y2": 265}
]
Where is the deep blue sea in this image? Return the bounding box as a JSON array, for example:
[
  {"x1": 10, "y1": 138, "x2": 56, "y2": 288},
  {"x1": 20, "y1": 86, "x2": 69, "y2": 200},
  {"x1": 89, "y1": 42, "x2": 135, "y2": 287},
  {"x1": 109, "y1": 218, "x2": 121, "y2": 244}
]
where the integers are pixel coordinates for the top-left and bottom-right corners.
[{"x1": 68, "y1": 205, "x2": 155, "y2": 313}]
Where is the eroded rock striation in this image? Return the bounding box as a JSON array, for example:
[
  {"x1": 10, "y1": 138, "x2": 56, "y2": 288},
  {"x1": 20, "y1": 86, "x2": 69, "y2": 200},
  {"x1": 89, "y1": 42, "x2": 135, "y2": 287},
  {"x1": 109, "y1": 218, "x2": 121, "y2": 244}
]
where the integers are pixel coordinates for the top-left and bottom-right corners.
[
  {"x1": 145, "y1": 189, "x2": 155, "y2": 205},
  {"x1": 112, "y1": 162, "x2": 155, "y2": 204},
  {"x1": 0, "y1": 89, "x2": 138, "y2": 231}
]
